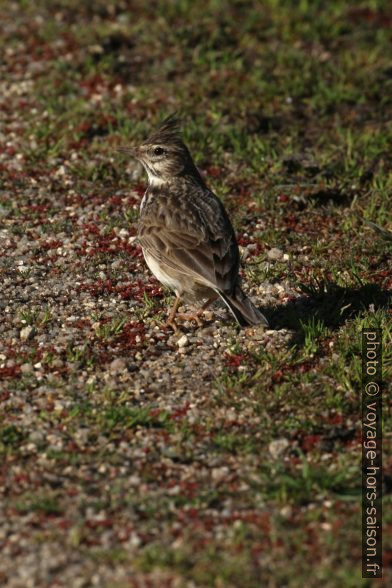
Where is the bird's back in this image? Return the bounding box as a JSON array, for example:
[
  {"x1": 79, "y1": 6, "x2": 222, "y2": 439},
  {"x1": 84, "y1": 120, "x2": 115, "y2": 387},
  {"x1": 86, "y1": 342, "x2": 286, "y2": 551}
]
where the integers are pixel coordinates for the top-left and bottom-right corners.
[{"x1": 138, "y1": 178, "x2": 240, "y2": 295}]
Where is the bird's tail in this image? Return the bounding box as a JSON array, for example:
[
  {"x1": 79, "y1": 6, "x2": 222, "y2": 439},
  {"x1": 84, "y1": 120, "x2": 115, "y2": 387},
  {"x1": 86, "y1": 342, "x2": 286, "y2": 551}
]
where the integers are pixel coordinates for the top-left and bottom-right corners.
[{"x1": 217, "y1": 285, "x2": 269, "y2": 327}]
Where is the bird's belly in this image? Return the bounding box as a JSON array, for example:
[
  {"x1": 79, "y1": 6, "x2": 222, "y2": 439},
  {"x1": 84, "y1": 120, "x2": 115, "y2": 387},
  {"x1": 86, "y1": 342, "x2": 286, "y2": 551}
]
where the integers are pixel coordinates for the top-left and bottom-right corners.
[{"x1": 143, "y1": 251, "x2": 182, "y2": 294}]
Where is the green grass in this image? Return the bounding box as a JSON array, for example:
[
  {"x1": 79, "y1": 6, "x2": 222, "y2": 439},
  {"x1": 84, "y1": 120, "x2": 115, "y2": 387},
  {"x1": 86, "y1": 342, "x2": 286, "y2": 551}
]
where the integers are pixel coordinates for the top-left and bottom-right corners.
[
  {"x1": 101, "y1": 406, "x2": 173, "y2": 432},
  {"x1": 15, "y1": 492, "x2": 63, "y2": 516},
  {"x1": 0, "y1": 425, "x2": 27, "y2": 452}
]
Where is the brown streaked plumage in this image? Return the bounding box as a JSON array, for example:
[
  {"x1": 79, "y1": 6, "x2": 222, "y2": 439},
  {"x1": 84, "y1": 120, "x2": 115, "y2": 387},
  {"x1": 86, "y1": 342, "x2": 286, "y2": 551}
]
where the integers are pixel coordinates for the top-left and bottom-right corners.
[{"x1": 122, "y1": 115, "x2": 268, "y2": 329}]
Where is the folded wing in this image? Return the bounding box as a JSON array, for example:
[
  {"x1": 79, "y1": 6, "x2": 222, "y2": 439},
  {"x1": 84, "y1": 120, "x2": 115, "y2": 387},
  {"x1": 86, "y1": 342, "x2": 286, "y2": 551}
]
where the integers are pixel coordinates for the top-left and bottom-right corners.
[{"x1": 138, "y1": 186, "x2": 240, "y2": 295}]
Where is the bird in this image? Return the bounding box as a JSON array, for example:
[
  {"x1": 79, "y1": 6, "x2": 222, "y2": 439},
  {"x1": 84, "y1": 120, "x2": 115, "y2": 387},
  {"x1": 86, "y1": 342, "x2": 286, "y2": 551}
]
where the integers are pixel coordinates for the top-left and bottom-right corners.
[{"x1": 120, "y1": 115, "x2": 269, "y2": 330}]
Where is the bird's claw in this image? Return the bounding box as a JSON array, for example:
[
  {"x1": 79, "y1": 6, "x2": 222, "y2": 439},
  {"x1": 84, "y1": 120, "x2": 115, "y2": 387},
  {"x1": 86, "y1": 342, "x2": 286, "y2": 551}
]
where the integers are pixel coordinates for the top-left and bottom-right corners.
[{"x1": 166, "y1": 312, "x2": 204, "y2": 331}]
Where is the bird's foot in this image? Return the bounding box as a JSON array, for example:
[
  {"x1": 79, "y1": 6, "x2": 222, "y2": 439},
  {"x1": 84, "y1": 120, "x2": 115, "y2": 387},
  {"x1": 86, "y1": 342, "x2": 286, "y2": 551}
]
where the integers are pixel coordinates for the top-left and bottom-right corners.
[
  {"x1": 176, "y1": 312, "x2": 204, "y2": 327},
  {"x1": 165, "y1": 296, "x2": 217, "y2": 331},
  {"x1": 165, "y1": 311, "x2": 204, "y2": 331}
]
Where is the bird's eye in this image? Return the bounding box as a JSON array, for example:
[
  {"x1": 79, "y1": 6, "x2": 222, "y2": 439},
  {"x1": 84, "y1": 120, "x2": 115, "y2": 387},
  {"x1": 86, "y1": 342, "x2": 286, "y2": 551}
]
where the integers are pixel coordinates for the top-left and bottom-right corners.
[{"x1": 153, "y1": 146, "x2": 165, "y2": 156}]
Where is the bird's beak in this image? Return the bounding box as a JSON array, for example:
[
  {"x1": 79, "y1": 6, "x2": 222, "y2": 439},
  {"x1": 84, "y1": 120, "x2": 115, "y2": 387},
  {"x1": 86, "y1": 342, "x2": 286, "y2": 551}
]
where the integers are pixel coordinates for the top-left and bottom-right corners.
[{"x1": 117, "y1": 146, "x2": 139, "y2": 159}]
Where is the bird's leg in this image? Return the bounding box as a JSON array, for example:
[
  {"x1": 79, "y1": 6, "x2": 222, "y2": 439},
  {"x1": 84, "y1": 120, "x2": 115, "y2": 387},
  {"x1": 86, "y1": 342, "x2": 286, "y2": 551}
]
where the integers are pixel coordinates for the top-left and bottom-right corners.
[{"x1": 166, "y1": 296, "x2": 182, "y2": 331}]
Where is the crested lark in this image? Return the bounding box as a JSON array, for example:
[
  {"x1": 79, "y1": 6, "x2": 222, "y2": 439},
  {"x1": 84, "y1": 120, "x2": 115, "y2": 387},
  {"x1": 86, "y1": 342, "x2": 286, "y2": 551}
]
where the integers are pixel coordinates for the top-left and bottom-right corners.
[{"x1": 121, "y1": 115, "x2": 268, "y2": 330}]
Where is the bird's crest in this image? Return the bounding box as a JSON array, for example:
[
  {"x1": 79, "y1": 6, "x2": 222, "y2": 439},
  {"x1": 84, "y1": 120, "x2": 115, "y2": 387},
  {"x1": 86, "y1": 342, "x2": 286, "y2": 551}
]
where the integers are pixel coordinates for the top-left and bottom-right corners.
[{"x1": 145, "y1": 114, "x2": 183, "y2": 147}]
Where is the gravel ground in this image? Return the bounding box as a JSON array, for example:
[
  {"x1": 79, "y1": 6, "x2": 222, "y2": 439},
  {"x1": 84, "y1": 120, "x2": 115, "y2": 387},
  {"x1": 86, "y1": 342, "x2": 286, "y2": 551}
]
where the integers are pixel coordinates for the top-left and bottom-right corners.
[{"x1": 0, "y1": 144, "x2": 298, "y2": 588}]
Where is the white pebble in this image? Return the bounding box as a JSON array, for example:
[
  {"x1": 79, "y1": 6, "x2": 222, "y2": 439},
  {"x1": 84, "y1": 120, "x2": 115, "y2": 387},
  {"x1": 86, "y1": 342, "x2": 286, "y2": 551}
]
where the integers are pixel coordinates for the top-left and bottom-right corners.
[
  {"x1": 20, "y1": 326, "x2": 35, "y2": 341},
  {"x1": 177, "y1": 335, "x2": 189, "y2": 348},
  {"x1": 268, "y1": 438, "x2": 289, "y2": 458}
]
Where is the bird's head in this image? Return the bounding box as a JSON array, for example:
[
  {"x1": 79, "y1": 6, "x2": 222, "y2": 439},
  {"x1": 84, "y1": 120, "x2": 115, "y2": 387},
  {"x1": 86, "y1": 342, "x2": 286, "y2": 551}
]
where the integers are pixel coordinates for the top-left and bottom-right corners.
[{"x1": 120, "y1": 115, "x2": 203, "y2": 186}]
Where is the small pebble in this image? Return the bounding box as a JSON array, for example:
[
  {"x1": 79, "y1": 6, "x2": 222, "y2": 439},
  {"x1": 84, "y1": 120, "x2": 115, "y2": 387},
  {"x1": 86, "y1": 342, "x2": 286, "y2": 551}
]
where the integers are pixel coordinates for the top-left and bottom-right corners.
[
  {"x1": 109, "y1": 358, "x2": 127, "y2": 373},
  {"x1": 20, "y1": 325, "x2": 35, "y2": 341},
  {"x1": 177, "y1": 334, "x2": 189, "y2": 348},
  {"x1": 267, "y1": 247, "x2": 284, "y2": 261},
  {"x1": 269, "y1": 438, "x2": 289, "y2": 458},
  {"x1": 20, "y1": 363, "x2": 33, "y2": 374}
]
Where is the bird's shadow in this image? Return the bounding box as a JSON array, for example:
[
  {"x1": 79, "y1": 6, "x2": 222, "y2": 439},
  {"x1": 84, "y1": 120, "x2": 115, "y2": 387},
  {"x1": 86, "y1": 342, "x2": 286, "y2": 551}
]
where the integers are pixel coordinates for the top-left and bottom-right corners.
[{"x1": 262, "y1": 281, "x2": 390, "y2": 347}]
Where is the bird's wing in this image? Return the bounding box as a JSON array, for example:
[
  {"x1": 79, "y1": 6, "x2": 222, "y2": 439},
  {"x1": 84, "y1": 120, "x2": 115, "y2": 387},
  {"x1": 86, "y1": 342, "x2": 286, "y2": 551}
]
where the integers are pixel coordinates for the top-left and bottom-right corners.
[{"x1": 138, "y1": 186, "x2": 239, "y2": 293}]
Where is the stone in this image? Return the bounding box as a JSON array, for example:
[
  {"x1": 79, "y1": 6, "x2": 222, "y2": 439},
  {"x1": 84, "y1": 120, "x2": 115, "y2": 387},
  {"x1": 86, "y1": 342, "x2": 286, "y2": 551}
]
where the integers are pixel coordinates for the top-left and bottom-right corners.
[
  {"x1": 109, "y1": 358, "x2": 127, "y2": 373},
  {"x1": 177, "y1": 334, "x2": 189, "y2": 348},
  {"x1": 20, "y1": 326, "x2": 35, "y2": 341},
  {"x1": 267, "y1": 247, "x2": 284, "y2": 261},
  {"x1": 20, "y1": 363, "x2": 33, "y2": 374},
  {"x1": 268, "y1": 438, "x2": 289, "y2": 458}
]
